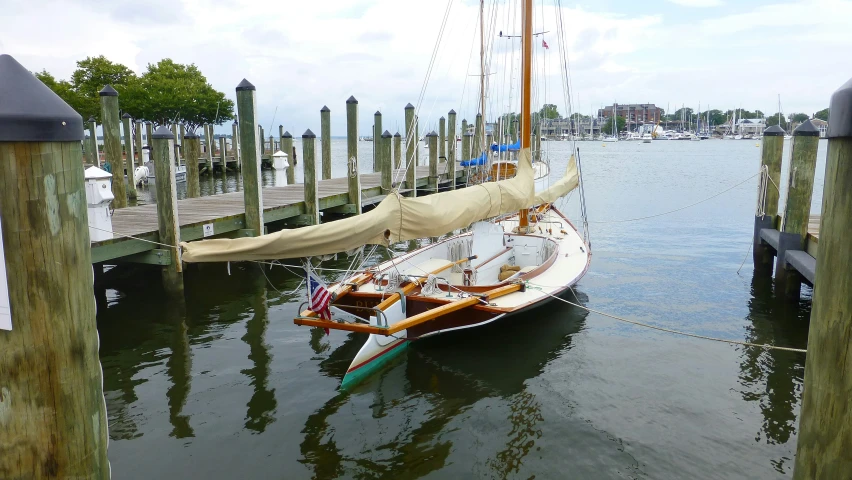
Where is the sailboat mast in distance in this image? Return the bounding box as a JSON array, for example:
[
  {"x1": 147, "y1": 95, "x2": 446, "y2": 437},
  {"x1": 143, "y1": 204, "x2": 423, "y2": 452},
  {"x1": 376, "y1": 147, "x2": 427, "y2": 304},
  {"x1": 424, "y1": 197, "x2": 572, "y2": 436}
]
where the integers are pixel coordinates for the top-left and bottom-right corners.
[{"x1": 480, "y1": 0, "x2": 486, "y2": 152}]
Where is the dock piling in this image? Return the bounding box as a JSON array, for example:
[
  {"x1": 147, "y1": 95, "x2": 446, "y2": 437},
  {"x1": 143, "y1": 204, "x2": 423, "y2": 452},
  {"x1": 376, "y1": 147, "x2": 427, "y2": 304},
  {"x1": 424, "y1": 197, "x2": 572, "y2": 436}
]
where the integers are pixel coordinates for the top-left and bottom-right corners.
[
  {"x1": 346, "y1": 96, "x2": 362, "y2": 214},
  {"x1": 0, "y1": 54, "x2": 109, "y2": 478},
  {"x1": 427, "y1": 130, "x2": 438, "y2": 191},
  {"x1": 462, "y1": 130, "x2": 471, "y2": 165},
  {"x1": 448, "y1": 110, "x2": 457, "y2": 189},
  {"x1": 373, "y1": 110, "x2": 382, "y2": 172},
  {"x1": 303, "y1": 129, "x2": 319, "y2": 225},
  {"x1": 793, "y1": 76, "x2": 852, "y2": 479},
  {"x1": 320, "y1": 106, "x2": 331, "y2": 180},
  {"x1": 236, "y1": 79, "x2": 265, "y2": 236},
  {"x1": 204, "y1": 124, "x2": 214, "y2": 174},
  {"x1": 753, "y1": 125, "x2": 785, "y2": 275},
  {"x1": 404, "y1": 103, "x2": 416, "y2": 196},
  {"x1": 381, "y1": 131, "x2": 393, "y2": 193},
  {"x1": 88, "y1": 116, "x2": 99, "y2": 166},
  {"x1": 473, "y1": 113, "x2": 482, "y2": 158},
  {"x1": 134, "y1": 120, "x2": 144, "y2": 171},
  {"x1": 232, "y1": 120, "x2": 241, "y2": 169},
  {"x1": 461, "y1": 119, "x2": 469, "y2": 159},
  {"x1": 439, "y1": 116, "x2": 446, "y2": 162},
  {"x1": 122, "y1": 113, "x2": 138, "y2": 200},
  {"x1": 151, "y1": 126, "x2": 184, "y2": 295},
  {"x1": 184, "y1": 131, "x2": 201, "y2": 197},
  {"x1": 776, "y1": 120, "x2": 820, "y2": 297},
  {"x1": 99, "y1": 85, "x2": 126, "y2": 208},
  {"x1": 282, "y1": 131, "x2": 294, "y2": 185},
  {"x1": 393, "y1": 132, "x2": 401, "y2": 169}
]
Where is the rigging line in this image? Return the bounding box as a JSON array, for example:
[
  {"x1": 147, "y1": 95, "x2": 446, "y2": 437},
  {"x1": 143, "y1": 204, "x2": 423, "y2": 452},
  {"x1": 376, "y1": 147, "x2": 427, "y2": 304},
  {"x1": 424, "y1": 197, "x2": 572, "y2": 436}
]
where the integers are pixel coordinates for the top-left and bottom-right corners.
[
  {"x1": 257, "y1": 262, "x2": 305, "y2": 296},
  {"x1": 587, "y1": 171, "x2": 761, "y2": 224},
  {"x1": 526, "y1": 283, "x2": 807, "y2": 354}
]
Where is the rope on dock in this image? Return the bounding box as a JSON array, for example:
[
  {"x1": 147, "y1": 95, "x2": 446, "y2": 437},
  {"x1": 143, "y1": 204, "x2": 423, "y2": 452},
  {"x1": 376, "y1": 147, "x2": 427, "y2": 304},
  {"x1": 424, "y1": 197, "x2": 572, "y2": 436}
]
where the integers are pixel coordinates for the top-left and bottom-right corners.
[
  {"x1": 526, "y1": 282, "x2": 807, "y2": 354},
  {"x1": 587, "y1": 171, "x2": 761, "y2": 224}
]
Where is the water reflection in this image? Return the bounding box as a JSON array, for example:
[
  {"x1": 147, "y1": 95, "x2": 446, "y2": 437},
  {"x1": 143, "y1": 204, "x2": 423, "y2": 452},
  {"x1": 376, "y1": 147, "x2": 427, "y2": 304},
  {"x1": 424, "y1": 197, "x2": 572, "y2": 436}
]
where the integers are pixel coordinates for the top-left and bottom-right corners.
[
  {"x1": 299, "y1": 291, "x2": 589, "y2": 479},
  {"x1": 739, "y1": 274, "x2": 809, "y2": 473},
  {"x1": 241, "y1": 275, "x2": 277, "y2": 433},
  {"x1": 165, "y1": 304, "x2": 194, "y2": 438}
]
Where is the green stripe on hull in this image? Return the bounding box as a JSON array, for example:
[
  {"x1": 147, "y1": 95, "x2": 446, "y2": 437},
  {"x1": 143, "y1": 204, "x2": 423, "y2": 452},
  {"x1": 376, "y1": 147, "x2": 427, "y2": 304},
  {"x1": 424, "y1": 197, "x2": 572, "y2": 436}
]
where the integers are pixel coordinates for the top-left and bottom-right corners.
[{"x1": 340, "y1": 341, "x2": 409, "y2": 391}]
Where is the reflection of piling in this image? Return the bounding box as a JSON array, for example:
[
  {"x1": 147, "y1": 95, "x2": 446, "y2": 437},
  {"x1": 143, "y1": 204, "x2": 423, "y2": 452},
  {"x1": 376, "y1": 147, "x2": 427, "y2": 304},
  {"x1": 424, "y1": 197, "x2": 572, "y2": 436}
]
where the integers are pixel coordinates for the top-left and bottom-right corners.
[
  {"x1": 346, "y1": 96, "x2": 362, "y2": 215},
  {"x1": 0, "y1": 54, "x2": 109, "y2": 477},
  {"x1": 793, "y1": 78, "x2": 852, "y2": 478},
  {"x1": 753, "y1": 125, "x2": 784, "y2": 275},
  {"x1": 151, "y1": 126, "x2": 184, "y2": 296},
  {"x1": 235, "y1": 79, "x2": 264, "y2": 236}
]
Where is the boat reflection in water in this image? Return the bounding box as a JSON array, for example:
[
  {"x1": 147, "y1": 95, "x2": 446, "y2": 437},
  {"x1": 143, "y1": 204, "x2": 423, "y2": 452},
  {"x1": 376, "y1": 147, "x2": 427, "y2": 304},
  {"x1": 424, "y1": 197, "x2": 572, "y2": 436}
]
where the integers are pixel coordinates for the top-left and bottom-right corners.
[{"x1": 299, "y1": 290, "x2": 589, "y2": 479}]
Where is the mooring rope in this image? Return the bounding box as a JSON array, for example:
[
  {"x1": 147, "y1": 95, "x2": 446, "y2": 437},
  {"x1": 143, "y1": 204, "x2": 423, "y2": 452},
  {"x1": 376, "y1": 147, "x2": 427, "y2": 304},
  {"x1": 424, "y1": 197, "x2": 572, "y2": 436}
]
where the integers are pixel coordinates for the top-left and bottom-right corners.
[{"x1": 526, "y1": 282, "x2": 807, "y2": 354}]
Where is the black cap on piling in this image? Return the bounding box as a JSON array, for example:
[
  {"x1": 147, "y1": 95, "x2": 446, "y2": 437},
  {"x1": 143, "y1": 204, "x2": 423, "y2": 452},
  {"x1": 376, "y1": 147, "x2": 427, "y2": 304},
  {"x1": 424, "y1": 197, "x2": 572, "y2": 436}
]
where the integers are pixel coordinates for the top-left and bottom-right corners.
[
  {"x1": 0, "y1": 55, "x2": 84, "y2": 142},
  {"x1": 394, "y1": 132, "x2": 401, "y2": 138},
  {"x1": 321, "y1": 105, "x2": 330, "y2": 113},
  {"x1": 283, "y1": 131, "x2": 292, "y2": 138},
  {"x1": 88, "y1": 116, "x2": 96, "y2": 123},
  {"x1": 233, "y1": 120, "x2": 238, "y2": 126},
  {"x1": 827, "y1": 77, "x2": 852, "y2": 138},
  {"x1": 375, "y1": 110, "x2": 382, "y2": 116},
  {"x1": 764, "y1": 125, "x2": 785, "y2": 136},
  {"x1": 346, "y1": 96, "x2": 358, "y2": 104},
  {"x1": 793, "y1": 119, "x2": 820, "y2": 137},
  {"x1": 476, "y1": 113, "x2": 482, "y2": 117},
  {"x1": 382, "y1": 130, "x2": 392, "y2": 138},
  {"x1": 303, "y1": 129, "x2": 316, "y2": 138},
  {"x1": 236, "y1": 79, "x2": 255, "y2": 91},
  {"x1": 426, "y1": 131, "x2": 437, "y2": 137},
  {"x1": 449, "y1": 109, "x2": 456, "y2": 115},
  {"x1": 440, "y1": 116, "x2": 445, "y2": 121},
  {"x1": 405, "y1": 103, "x2": 415, "y2": 110},
  {"x1": 98, "y1": 85, "x2": 118, "y2": 97},
  {"x1": 151, "y1": 126, "x2": 174, "y2": 139}
]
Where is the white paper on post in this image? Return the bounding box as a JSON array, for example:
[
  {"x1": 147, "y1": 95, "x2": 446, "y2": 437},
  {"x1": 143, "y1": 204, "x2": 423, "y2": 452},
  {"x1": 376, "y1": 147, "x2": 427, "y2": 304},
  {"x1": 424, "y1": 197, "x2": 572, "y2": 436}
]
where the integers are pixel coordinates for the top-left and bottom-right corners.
[{"x1": 0, "y1": 218, "x2": 11, "y2": 331}]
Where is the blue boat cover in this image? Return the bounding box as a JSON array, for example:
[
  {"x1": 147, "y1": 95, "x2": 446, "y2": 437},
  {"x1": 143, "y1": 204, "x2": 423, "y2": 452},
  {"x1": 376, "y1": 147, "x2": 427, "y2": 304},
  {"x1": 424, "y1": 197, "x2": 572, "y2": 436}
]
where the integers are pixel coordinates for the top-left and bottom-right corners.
[
  {"x1": 460, "y1": 152, "x2": 488, "y2": 167},
  {"x1": 490, "y1": 140, "x2": 520, "y2": 152}
]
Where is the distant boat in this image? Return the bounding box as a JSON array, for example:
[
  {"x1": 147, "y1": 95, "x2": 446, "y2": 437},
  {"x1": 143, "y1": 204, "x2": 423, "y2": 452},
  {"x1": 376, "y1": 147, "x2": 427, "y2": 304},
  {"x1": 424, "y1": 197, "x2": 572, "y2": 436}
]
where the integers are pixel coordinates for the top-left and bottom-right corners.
[
  {"x1": 602, "y1": 135, "x2": 618, "y2": 142},
  {"x1": 641, "y1": 133, "x2": 652, "y2": 143},
  {"x1": 359, "y1": 136, "x2": 374, "y2": 142},
  {"x1": 145, "y1": 162, "x2": 186, "y2": 183}
]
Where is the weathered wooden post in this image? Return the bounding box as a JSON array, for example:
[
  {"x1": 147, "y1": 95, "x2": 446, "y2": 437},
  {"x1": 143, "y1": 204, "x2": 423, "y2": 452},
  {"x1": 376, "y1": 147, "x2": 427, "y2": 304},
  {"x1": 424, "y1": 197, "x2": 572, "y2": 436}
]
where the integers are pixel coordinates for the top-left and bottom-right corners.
[
  {"x1": 793, "y1": 77, "x2": 852, "y2": 479},
  {"x1": 171, "y1": 124, "x2": 181, "y2": 164},
  {"x1": 318, "y1": 105, "x2": 331, "y2": 180},
  {"x1": 232, "y1": 119, "x2": 241, "y2": 169},
  {"x1": 439, "y1": 116, "x2": 446, "y2": 161},
  {"x1": 0, "y1": 53, "x2": 110, "y2": 478},
  {"x1": 415, "y1": 114, "x2": 420, "y2": 166},
  {"x1": 534, "y1": 120, "x2": 542, "y2": 162},
  {"x1": 373, "y1": 110, "x2": 382, "y2": 172},
  {"x1": 461, "y1": 119, "x2": 468, "y2": 158},
  {"x1": 486, "y1": 131, "x2": 493, "y2": 155},
  {"x1": 448, "y1": 109, "x2": 457, "y2": 187},
  {"x1": 278, "y1": 125, "x2": 285, "y2": 168},
  {"x1": 258, "y1": 125, "x2": 265, "y2": 159},
  {"x1": 302, "y1": 129, "x2": 319, "y2": 225},
  {"x1": 269, "y1": 135, "x2": 274, "y2": 155},
  {"x1": 184, "y1": 131, "x2": 201, "y2": 198},
  {"x1": 345, "y1": 96, "x2": 362, "y2": 215},
  {"x1": 204, "y1": 123, "x2": 214, "y2": 173},
  {"x1": 404, "y1": 103, "x2": 416, "y2": 196},
  {"x1": 87, "y1": 116, "x2": 99, "y2": 166},
  {"x1": 776, "y1": 120, "x2": 820, "y2": 297},
  {"x1": 393, "y1": 132, "x2": 401, "y2": 169},
  {"x1": 145, "y1": 121, "x2": 153, "y2": 148},
  {"x1": 236, "y1": 79, "x2": 265, "y2": 236},
  {"x1": 219, "y1": 136, "x2": 228, "y2": 190},
  {"x1": 381, "y1": 131, "x2": 393, "y2": 193},
  {"x1": 512, "y1": 118, "x2": 519, "y2": 144},
  {"x1": 122, "y1": 113, "x2": 138, "y2": 200},
  {"x1": 427, "y1": 131, "x2": 438, "y2": 192},
  {"x1": 282, "y1": 131, "x2": 294, "y2": 185},
  {"x1": 99, "y1": 85, "x2": 126, "y2": 208},
  {"x1": 462, "y1": 131, "x2": 471, "y2": 164},
  {"x1": 151, "y1": 126, "x2": 184, "y2": 295},
  {"x1": 134, "y1": 120, "x2": 144, "y2": 167},
  {"x1": 752, "y1": 125, "x2": 785, "y2": 275},
  {"x1": 473, "y1": 113, "x2": 483, "y2": 157}
]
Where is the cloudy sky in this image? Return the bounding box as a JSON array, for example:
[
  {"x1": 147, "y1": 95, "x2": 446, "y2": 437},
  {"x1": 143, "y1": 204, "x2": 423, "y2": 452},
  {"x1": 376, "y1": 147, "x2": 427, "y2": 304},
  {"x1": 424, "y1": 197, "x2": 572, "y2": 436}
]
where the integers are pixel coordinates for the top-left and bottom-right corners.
[{"x1": 3, "y1": 0, "x2": 849, "y2": 135}]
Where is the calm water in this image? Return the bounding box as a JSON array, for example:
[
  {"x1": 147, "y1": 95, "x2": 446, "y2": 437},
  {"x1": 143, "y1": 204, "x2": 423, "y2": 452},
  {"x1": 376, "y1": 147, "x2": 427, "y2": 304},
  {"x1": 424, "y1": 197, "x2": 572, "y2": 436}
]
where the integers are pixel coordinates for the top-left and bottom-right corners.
[{"x1": 100, "y1": 138, "x2": 825, "y2": 479}]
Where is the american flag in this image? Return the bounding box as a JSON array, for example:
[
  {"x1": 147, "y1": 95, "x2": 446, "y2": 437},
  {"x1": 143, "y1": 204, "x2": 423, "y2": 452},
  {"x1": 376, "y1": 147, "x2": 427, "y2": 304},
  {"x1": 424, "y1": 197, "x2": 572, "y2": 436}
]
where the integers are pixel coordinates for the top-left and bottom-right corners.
[{"x1": 307, "y1": 269, "x2": 332, "y2": 321}]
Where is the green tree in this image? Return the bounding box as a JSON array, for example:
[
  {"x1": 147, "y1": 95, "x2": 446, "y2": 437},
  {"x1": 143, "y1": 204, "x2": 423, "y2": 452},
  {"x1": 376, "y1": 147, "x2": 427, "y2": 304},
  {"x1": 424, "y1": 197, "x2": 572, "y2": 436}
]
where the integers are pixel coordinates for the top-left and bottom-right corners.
[
  {"x1": 539, "y1": 104, "x2": 560, "y2": 119},
  {"x1": 602, "y1": 116, "x2": 625, "y2": 135},
  {"x1": 707, "y1": 109, "x2": 726, "y2": 127},
  {"x1": 789, "y1": 113, "x2": 810, "y2": 123},
  {"x1": 35, "y1": 70, "x2": 87, "y2": 116},
  {"x1": 69, "y1": 56, "x2": 138, "y2": 120},
  {"x1": 766, "y1": 113, "x2": 788, "y2": 130},
  {"x1": 814, "y1": 108, "x2": 829, "y2": 121},
  {"x1": 125, "y1": 59, "x2": 234, "y2": 131},
  {"x1": 668, "y1": 107, "x2": 694, "y2": 122}
]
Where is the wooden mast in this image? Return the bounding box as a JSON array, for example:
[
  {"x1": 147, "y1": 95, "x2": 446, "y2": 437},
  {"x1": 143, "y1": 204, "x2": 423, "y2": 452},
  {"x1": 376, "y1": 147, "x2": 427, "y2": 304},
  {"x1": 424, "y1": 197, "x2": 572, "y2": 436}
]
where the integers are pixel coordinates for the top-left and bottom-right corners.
[{"x1": 518, "y1": 0, "x2": 533, "y2": 231}]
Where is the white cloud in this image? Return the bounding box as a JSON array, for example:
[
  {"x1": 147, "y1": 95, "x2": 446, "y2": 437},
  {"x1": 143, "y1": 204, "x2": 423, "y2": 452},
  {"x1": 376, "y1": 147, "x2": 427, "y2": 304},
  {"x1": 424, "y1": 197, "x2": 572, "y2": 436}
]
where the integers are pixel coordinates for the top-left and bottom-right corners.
[{"x1": 665, "y1": 0, "x2": 725, "y2": 7}]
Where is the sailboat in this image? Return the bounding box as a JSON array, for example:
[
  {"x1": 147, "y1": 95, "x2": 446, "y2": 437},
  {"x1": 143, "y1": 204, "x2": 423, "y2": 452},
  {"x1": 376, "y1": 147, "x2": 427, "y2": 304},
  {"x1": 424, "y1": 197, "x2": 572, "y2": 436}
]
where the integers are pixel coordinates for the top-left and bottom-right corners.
[
  {"x1": 181, "y1": 0, "x2": 591, "y2": 390},
  {"x1": 602, "y1": 102, "x2": 619, "y2": 142}
]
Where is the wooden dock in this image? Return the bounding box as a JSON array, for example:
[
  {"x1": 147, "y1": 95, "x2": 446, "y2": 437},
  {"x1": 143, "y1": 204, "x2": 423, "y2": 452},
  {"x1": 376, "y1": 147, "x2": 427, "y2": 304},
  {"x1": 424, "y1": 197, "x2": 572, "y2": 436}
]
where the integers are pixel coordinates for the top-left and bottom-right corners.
[{"x1": 91, "y1": 164, "x2": 463, "y2": 264}]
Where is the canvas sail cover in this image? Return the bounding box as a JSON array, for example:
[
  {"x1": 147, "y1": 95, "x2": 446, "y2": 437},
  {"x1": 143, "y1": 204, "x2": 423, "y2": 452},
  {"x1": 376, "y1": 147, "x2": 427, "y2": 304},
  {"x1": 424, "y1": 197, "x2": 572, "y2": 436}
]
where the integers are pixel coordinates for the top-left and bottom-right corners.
[
  {"x1": 181, "y1": 148, "x2": 577, "y2": 263},
  {"x1": 535, "y1": 156, "x2": 578, "y2": 205}
]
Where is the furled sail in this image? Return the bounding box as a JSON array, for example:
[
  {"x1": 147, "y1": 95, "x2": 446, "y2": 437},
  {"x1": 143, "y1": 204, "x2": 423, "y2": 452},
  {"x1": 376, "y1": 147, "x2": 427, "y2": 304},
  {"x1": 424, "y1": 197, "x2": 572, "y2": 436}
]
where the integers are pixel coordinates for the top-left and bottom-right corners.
[{"x1": 181, "y1": 148, "x2": 575, "y2": 263}]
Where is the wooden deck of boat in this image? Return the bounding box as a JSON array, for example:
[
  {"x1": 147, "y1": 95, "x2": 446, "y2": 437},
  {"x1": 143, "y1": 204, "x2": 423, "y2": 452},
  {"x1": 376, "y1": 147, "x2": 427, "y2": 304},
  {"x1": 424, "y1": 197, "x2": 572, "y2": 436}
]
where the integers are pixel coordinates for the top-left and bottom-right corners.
[{"x1": 91, "y1": 164, "x2": 461, "y2": 263}]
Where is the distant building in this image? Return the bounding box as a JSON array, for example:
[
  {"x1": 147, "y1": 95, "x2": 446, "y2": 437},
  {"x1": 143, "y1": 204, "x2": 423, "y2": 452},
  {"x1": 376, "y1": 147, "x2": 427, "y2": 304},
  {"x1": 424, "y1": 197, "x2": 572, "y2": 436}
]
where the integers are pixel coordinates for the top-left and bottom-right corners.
[
  {"x1": 540, "y1": 117, "x2": 601, "y2": 137},
  {"x1": 736, "y1": 118, "x2": 766, "y2": 135},
  {"x1": 598, "y1": 104, "x2": 663, "y2": 125},
  {"x1": 809, "y1": 118, "x2": 829, "y2": 138}
]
